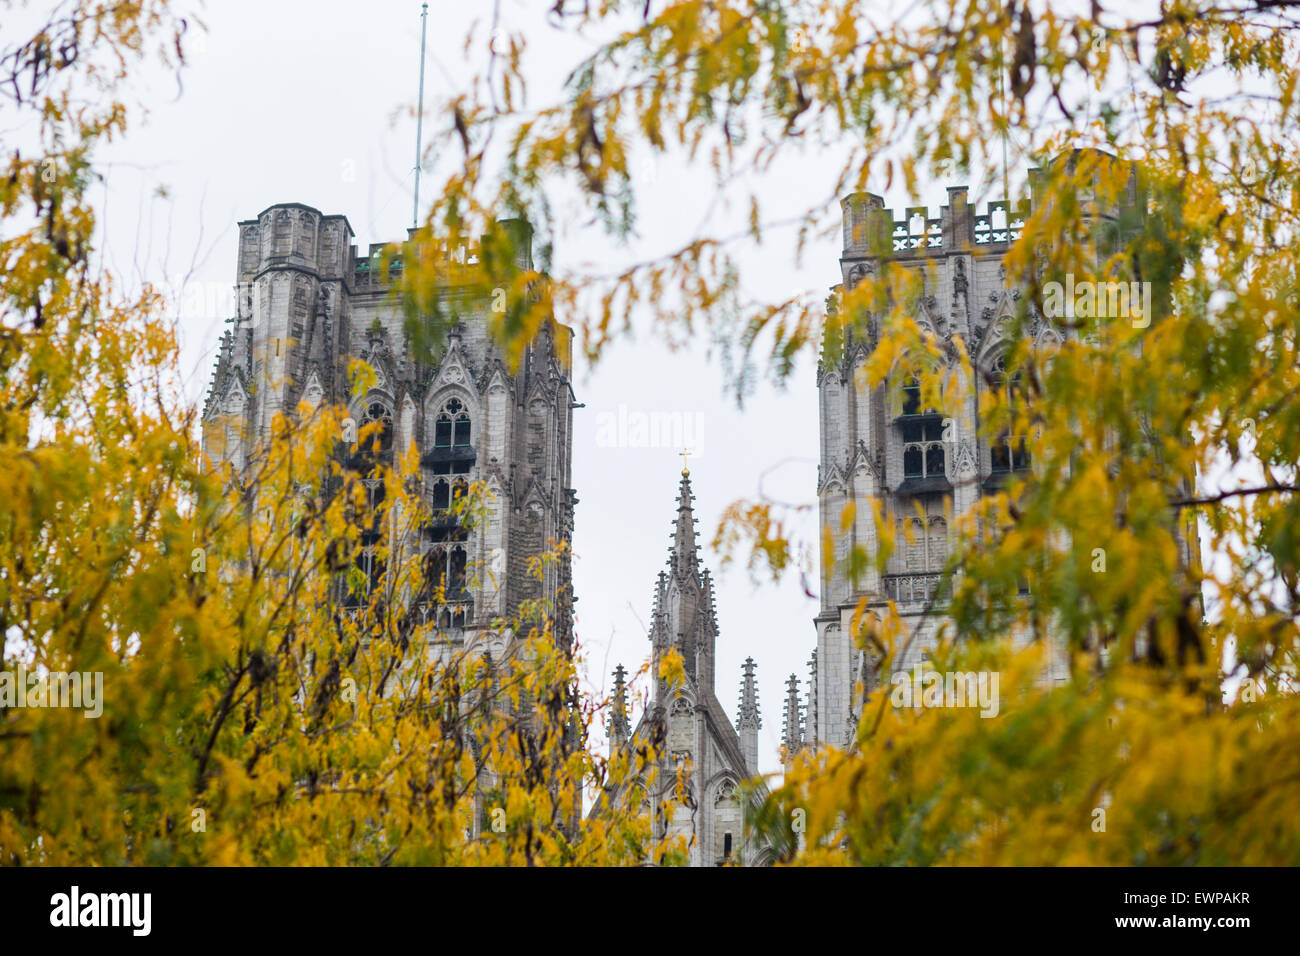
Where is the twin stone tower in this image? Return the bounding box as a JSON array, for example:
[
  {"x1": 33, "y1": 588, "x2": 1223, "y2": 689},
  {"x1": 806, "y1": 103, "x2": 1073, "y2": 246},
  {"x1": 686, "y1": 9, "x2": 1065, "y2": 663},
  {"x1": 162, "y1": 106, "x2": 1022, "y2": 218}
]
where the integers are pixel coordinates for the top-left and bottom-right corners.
[{"x1": 203, "y1": 155, "x2": 1134, "y2": 865}]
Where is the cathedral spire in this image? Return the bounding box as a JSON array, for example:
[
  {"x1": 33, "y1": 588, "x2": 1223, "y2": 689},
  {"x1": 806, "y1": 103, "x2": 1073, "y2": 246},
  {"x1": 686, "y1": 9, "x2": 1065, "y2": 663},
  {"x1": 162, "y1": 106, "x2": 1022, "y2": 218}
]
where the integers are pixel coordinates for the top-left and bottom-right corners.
[
  {"x1": 624, "y1": 464, "x2": 773, "y2": 864},
  {"x1": 648, "y1": 465, "x2": 715, "y2": 697},
  {"x1": 670, "y1": 465, "x2": 701, "y2": 577}
]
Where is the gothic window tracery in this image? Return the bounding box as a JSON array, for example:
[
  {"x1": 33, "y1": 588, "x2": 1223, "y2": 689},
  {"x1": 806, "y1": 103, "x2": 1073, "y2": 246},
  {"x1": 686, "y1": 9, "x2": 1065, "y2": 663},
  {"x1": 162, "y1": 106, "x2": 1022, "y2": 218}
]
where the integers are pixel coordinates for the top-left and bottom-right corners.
[
  {"x1": 416, "y1": 543, "x2": 471, "y2": 628},
  {"x1": 899, "y1": 377, "x2": 946, "y2": 479},
  {"x1": 429, "y1": 396, "x2": 474, "y2": 476},
  {"x1": 430, "y1": 477, "x2": 468, "y2": 513},
  {"x1": 902, "y1": 419, "x2": 946, "y2": 479},
  {"x1": 362, "y1": 400, "x2": 394, "y2": 459},
  {"x1": 423, "y1": 545, "x2": 469, "y2": 601},
  {"x1": 338, "y1": 401, "x2": 394, "y2": 611},
  {"x1": 897, "y1": 510, "x2": 949, "y2": 575},
  {"x1": 713, "y1": 777, "x2": 741, "y2": 865}
]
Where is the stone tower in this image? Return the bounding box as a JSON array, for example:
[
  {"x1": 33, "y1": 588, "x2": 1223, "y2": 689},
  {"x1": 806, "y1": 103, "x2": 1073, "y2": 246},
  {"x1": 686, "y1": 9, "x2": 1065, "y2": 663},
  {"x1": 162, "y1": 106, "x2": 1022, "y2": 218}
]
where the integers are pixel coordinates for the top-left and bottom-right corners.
[
  {"x1": 597, "y1": 467, "x2": 770, "y2": 866},
  {"x1": 807, "y1": 154, "x2": 1153, "y2": 747},
  {"x1": 201, "y1": 203, "x2": 577, "y2": 656}
]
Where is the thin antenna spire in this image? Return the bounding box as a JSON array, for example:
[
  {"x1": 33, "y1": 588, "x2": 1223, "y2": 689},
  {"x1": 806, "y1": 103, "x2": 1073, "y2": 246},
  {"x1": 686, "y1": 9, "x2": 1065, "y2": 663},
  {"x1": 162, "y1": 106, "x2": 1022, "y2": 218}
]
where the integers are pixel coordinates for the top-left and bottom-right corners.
[
  {"x1": 999, "y1": 1, "x2": 1010, "y2": 202},
  {"x1": 998, "y1": 1, "x2": 1008, "y2": 204},
  {"x1": 413, "y1": 2, "x2": 430, "y2": 229}
]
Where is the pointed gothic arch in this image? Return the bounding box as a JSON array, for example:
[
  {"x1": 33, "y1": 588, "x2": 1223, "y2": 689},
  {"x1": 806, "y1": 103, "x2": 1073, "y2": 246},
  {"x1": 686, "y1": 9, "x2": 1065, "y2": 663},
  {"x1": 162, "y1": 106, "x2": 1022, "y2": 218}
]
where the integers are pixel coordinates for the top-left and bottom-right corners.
[
  {"x1": 423, "y1": 392, "x2": 476, "y2": 476},
  {"x1": 981, "y1": 349, "x2": 1032, "y2": 478}
]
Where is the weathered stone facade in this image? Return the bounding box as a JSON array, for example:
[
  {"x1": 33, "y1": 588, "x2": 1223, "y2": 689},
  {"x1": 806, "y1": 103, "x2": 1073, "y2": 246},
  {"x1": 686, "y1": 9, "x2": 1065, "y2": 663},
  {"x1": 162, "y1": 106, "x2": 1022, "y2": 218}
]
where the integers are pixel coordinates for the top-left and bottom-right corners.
[
  {"x1": 201, "y1": 203, "x2": 577, "y2": 657},
  {"x1": 792, "y1": 155, "x2": 1151, "y2": 755}
]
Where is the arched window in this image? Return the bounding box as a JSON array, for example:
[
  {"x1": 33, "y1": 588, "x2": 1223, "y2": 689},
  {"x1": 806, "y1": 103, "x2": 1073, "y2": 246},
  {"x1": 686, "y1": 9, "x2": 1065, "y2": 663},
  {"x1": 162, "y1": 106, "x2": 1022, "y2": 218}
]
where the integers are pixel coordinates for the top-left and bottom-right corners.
[
  {"x1": 435, "y1": 397, "x2": 470, "y2": 448},
  {"x1": 336, "y1": 400, "x2": 393, "y2": 611},
  {"x1": 428, "y1": 397, "x2": 474, "y2": 475},
  {"x1": 414, "y1": 397, "x2": 476, "y2": 629},
  {"x1": 362, "y1": 400, "x2": 394, "y2": 458},
  {"x1": 448, "y1": 546, "x2": 467, "y2": 599},
  {"x1": 987, "y1": 354, "x2": 1030, "y2": 475},
  {"x1": 426, "y1": 549, "x2": 446, "y2": 593},
  {"x1": 424, "y1": 545, "x2": 467, "y2": 595},
  {"x1": 430, "y1": 477, "x2": 469, "y2": 512},
  {"x1": 899, "y1": 377, "x2": 945, "y2": 480},
  {"x1": 714, "y1": 779, "x2": 741, "y2": 865},
  {"x1": 897, "y1": 513, "x2": 948, "y2": 575},
  {"x1": 272, "y1": 210, "x2": 292, "y2": 256},
  {"x1": 416, "y1": 543, "x2": 471, "y2": 628},
  {"x1": 901, "y1": 377, "x2": 924, "y2": 416}
]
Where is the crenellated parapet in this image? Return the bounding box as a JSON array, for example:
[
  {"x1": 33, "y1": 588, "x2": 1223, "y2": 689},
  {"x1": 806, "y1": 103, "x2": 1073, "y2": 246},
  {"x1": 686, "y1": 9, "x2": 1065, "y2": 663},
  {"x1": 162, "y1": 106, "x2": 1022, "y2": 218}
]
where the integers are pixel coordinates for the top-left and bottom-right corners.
[{"x1": 841, "y1": 187, "x2": 1028, "y2": 261}]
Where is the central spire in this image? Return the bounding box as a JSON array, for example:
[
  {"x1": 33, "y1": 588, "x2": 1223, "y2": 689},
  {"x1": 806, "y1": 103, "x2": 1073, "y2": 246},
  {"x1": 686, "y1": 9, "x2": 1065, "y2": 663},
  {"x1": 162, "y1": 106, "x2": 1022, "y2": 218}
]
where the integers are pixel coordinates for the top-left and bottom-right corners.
[
  {"x1": 649, "y1": 465, "x2": 714, "y2": 690},
  {"x1": 671, "y1": 468, "x2": 701, "y2": 576}
]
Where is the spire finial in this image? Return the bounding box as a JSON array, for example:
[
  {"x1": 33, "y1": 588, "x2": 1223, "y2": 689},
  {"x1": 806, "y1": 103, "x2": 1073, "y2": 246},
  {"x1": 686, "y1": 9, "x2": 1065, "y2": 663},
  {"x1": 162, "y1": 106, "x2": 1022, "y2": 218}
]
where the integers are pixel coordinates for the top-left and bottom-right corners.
[{"x1": 679, "y1": 448, "x2": 692, "y2": 475}]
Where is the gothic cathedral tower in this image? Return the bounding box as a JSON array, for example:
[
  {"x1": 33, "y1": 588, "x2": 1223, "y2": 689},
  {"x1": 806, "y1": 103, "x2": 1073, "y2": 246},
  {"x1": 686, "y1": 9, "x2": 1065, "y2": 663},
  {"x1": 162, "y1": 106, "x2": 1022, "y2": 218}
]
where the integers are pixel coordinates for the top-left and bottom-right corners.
[
  {"x1": 803, "y1": 154, "x2": 1149, "y2": 752},
  {"x1": 201, "y1": 203, "x2": 577, "y2": 657}
]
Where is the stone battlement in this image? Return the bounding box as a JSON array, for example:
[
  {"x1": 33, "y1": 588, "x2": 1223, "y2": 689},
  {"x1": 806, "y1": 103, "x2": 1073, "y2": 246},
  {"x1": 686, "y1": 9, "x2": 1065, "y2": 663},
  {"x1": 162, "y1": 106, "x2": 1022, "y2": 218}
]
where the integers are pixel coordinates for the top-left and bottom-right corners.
[
  {"x1": 236, "y1": 203, "x2": 534, "y2": 292},
  {"x1": 842, "y1": 149, "x2": 1142, "y2": 260},
  {"x1": 841, "y1": 187, "x2": 1029, "y2": 259}
]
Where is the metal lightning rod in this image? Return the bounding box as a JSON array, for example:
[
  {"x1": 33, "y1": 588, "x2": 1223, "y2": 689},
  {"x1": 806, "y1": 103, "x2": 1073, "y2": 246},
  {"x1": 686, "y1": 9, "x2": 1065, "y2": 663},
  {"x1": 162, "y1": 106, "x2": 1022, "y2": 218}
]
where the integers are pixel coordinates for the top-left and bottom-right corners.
[
  {"x1": 413, "y1": 2, "x2": 429, "y2": 229},
  {"x1": 1000, "y1": 0, "x2": 1009, "y2": 204}
]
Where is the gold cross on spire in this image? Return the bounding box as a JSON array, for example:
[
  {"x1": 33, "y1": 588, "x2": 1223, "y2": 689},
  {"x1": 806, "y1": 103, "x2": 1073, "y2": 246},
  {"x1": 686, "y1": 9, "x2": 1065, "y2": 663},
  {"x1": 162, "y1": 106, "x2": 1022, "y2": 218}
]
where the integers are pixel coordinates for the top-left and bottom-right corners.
[{"x1": 679, "y1": 449, "x2": 693, "y2": 476}]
